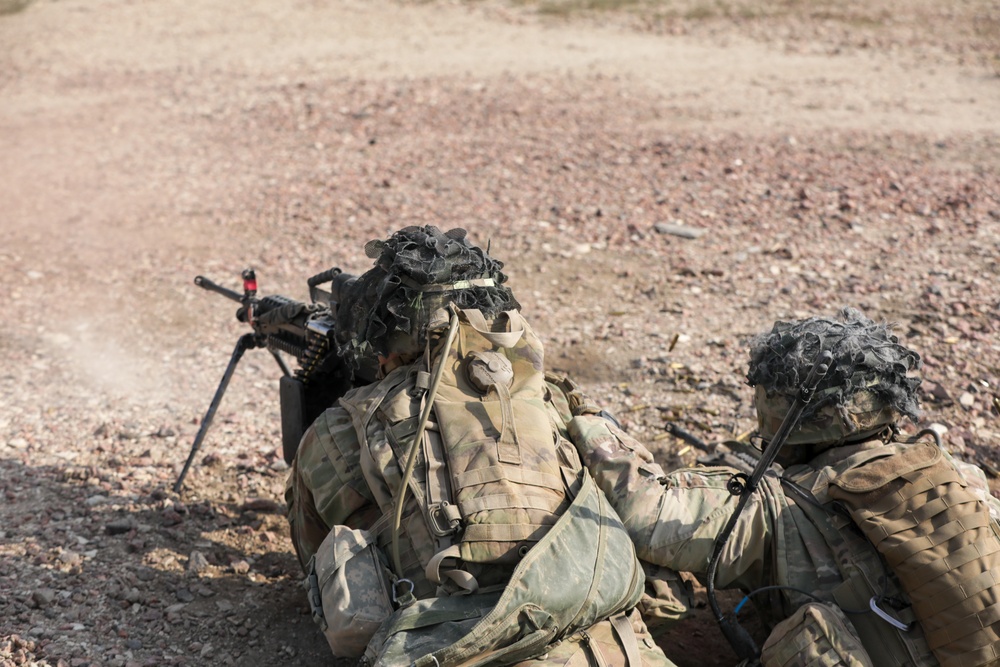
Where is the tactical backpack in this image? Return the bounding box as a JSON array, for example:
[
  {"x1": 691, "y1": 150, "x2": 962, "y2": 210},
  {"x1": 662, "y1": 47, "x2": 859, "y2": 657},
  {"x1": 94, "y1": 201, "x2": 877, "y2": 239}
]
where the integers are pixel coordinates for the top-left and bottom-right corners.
[{"x1": 310, "y1": 308, "x2": 645, "y2": 665}]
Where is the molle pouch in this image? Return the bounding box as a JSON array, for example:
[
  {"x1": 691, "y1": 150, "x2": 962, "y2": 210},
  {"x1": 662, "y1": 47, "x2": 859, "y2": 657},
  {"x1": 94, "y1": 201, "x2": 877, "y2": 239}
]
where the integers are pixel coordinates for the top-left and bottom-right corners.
[
  {"x1": 829, "y1": 442, "x2": 1000, "y2": 667},
  {"x1": 760, "y1": 602, "x2": 874, "y2": 667},
  {"x1": 308, "y1": 525, "x2": 394, "y2": 658}
]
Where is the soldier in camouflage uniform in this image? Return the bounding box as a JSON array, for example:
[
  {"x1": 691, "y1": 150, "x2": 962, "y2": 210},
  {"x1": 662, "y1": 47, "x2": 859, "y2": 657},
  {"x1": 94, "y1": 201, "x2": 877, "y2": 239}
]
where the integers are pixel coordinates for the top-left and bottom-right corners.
[
  {"x1": 285, "y1": 226, "x2": 685, "y2": 667},
  {"x1": 568, "y1": 308, "x2": 1000, "y2": 667}
]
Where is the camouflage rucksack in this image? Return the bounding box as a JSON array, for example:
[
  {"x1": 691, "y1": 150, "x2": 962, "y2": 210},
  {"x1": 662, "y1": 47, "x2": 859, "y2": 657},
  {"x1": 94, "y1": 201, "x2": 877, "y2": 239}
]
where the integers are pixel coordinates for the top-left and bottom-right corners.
[{"x1": 310, "y1": 308, "x2": 646, "y2": 664}]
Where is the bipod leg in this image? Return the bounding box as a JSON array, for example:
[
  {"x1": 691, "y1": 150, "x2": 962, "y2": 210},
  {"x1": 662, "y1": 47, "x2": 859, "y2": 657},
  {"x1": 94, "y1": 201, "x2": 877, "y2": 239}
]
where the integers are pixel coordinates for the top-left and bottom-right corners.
[{"x1": 173, "y1": 334, "x2": 258, "y2": 493}]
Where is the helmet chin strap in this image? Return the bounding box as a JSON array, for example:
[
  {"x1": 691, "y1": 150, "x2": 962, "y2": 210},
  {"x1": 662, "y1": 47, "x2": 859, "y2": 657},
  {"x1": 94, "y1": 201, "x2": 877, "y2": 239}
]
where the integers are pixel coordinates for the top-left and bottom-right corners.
[{"x1": 707, "y1": 342, "x2": 835, "y2": 665}]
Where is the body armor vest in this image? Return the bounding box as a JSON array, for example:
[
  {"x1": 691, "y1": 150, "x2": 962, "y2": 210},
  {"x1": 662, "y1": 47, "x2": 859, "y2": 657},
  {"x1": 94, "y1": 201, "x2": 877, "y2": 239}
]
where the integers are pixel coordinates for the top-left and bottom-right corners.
[{"x1": 829, "y1": 442, "x2": 1000, "y2": 667}]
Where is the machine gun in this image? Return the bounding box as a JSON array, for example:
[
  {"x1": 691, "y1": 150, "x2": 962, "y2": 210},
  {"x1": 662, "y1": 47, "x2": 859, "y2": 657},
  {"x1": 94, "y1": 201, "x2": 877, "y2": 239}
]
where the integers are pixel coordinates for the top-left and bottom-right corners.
[{"x1": 173, "y1": 267, "x2": 358, "y2": 493}]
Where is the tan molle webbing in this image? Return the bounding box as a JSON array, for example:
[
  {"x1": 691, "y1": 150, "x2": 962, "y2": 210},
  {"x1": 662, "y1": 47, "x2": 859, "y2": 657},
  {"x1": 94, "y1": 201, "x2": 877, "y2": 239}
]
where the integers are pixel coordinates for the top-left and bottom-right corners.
[
  {"x1": 760, "y1": 602, "x2": 874, "y2": 667},
  {"x1": 452, "y1": 465, "x2": 564, "y2": 491},
  {"x1": 829, "y1": 442, "x2": 1000, "y2": 667},
  {"x1": 430, "y1": 308, "x2": 572, "y2": 566}
]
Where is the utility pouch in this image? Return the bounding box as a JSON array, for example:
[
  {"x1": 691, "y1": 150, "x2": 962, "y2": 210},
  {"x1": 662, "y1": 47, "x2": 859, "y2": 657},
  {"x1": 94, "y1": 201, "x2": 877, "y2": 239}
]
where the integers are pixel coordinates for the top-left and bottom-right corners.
[
  {"x1": 760, "y1": 602, "x2": 873, "y2": 667},
  {"x1": 310, "y1": 524, "x2": 394, "y2": 658}
]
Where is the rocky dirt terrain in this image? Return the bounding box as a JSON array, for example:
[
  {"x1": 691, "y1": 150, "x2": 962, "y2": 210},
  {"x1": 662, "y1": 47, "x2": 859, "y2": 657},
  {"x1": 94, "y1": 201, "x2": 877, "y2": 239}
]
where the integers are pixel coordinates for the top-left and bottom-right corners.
[{"x1": 1, "y1": 0, "x2": 998, "y2": 665}]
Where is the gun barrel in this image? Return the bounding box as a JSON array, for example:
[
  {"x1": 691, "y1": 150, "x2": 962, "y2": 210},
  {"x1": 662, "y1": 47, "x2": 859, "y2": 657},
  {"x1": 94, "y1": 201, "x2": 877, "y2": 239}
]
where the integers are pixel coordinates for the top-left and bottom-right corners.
[
  {"x1": 194, "y1": 275, "x2": 243, "y2": 302},
  {"x1": 665, "y1": 422, "x2": 711, "y2": 451}
]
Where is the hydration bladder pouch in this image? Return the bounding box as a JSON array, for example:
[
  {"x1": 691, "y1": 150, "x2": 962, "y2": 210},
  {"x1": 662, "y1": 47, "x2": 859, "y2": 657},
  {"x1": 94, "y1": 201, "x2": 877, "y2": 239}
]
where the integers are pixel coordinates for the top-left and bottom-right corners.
[{"x1": 828, "y1": 442, "x2": 1000, "y2": 667}]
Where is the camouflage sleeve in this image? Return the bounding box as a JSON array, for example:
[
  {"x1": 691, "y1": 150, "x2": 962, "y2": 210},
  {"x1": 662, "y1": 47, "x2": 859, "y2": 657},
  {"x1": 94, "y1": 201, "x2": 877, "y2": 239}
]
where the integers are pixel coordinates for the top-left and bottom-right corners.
[
  {"x1": 542, "y1": 373, "x2": 575, "y2": 437},
  {"x1": 285, "y1": 406, "x2": 380, "y2": 571},
  {"x1": 567, "y1": 415, "x2": 774, "y2": 590},
  {"x1": 543, "y1": 371, "x2": 607, "y2": 437}
]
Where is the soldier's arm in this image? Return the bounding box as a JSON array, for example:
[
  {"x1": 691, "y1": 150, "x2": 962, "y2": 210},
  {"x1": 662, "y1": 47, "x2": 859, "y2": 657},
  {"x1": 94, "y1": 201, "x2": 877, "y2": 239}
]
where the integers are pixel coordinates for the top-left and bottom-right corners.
[
  {"x1": 568, "y1": 414, "x2": 774, "y2": 590},
  {"x1": 285, "y1": 406, "x2": 380, "y2": 571}
]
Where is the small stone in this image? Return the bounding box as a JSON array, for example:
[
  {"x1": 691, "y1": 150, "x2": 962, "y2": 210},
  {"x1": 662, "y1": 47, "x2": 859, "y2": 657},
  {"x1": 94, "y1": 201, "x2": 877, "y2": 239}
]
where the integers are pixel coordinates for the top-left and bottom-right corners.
[
  {"x1": 125, "y1": 639, "x2": 142, "y2": 650},
  {"x1": 33, "y1": 588, "x2": 56, "y2": 607},
  {"x1": 240, "y1": 498, "x2": 281, "y2": 513},
  {"x1": 187, "y1": 551, "x2": 210, "y2": 574},
  {"x1": 925, "y1": 382, "x2": 953, "y2": 402},
  {"x1": 175, "y1": 588, "x2": 195, "y2": 603},
  {"x1": 58, "y1": 550, "x2": 82, "y2": 566},
  {"x1": 106, "y1": 520, "x2": 134, "y2": 536},
  {"x1": 231, "y1": 560, "x2": 250, "y2": 575},
  {"x1": 653, "y1": 222, "x2": 706, "y2": 239},
  {"x1": 161, "y1": 509, "x2": 183, "y2": 526},
  {"x1": 959, "y1": 392, "x2": 976, "y2": 408}
]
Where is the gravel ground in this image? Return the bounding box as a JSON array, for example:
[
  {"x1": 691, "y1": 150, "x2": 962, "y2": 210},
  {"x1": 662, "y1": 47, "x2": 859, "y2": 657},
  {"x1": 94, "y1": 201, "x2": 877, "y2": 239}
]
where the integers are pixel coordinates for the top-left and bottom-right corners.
[{"x1": 1, "y1": 1, "x2": 999, "y2": 665}]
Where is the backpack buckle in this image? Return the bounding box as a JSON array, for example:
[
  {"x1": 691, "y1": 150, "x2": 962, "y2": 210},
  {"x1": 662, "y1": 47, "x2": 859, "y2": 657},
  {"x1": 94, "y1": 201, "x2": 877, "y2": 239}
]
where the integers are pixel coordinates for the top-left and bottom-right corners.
[
  {"x1": 392, "y1": 578, "x2": 416, "y2": 608},
  {"x1": 428, "y1": 502, "x2": 462, "y2": 537}
]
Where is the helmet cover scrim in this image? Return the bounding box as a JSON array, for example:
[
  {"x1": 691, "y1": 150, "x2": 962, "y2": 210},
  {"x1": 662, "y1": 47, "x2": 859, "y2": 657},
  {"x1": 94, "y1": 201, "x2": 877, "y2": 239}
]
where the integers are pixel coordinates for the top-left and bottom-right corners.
[
  {"x1": 335, "y1": 226, "x2": 519, "y2": 375},
  {"x1": 747, "y1": 307, "x2": 921, "y2": 446}
]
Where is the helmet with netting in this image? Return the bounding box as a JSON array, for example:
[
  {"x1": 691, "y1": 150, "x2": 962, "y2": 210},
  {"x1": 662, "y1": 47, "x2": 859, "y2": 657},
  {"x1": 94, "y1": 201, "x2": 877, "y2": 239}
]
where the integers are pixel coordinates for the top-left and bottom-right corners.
[
  {"x1": 335, "y1": 226, "x2": 519, "y2": 377},
  {"x1": 747, "y1": 307, "x2": 921, "y2": 447}
]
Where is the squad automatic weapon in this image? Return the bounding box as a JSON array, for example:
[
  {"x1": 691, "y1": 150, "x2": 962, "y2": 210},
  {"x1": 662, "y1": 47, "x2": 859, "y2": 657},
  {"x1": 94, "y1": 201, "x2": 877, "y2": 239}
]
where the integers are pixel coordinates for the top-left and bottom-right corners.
[{"x1": 173, "y1": 267, "x2": 358, "y2": 493}]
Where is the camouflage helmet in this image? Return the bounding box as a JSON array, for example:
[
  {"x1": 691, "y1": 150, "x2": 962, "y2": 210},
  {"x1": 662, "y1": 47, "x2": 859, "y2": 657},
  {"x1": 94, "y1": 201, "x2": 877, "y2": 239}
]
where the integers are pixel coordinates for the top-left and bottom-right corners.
[
  {"x1": 335, "y1": 226, "x2": 519, "y2": 376},
  {"x1": 747, "y1": 307, "x2": 921, "y2": 447}
]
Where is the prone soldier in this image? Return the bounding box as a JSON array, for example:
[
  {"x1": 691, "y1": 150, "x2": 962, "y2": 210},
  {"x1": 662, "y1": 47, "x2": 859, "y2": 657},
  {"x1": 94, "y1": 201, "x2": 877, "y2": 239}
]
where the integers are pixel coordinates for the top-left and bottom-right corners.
[
  {"x1": 568, "y1": 307, "x2": 1000, "y2": 667},
  {"x1": 284, "y1": 226, "x2": 690, "y2": 667}
]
